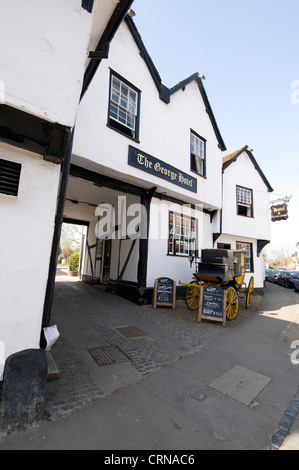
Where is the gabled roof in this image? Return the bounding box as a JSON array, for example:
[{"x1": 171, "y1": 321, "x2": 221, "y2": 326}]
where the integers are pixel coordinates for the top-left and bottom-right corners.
[
  {"x1": 81, "y1": 0, "x2": 134, "y2": 100},
  {"x1": 170, "y1": 73, "x2": 226, "y2": 151},
  {"x1": 125, "y1": 16, "x2": 226, "y2": 152},
  {"x1": 223, "y1": 145, "x2": 273, "y2": 192}
]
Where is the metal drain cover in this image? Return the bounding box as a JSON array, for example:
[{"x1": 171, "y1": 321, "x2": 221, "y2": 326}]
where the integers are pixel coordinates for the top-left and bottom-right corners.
[
  {"x1": 116, "y1": 326, "x2": 147, "y2": 338},
  {"x1": 87, "y1": 345, "x2": 131, "y2": 367},
  {"x1": 188, "y1": 389, "x2": 207, "y2": 402}
]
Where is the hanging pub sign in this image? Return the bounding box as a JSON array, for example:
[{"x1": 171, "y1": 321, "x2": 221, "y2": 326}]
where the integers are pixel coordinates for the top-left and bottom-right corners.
[
  {"x1": 128, "y1": 146, "x2": 197, "y2": 193},
  {"x1": 271, "y1": 203, "x2": 288, "y2": 222}
]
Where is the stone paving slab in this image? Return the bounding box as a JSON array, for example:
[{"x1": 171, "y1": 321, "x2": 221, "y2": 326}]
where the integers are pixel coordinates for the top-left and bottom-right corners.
[{"x1": 208, "y1": 365, "x2": 271, "y2": 406}]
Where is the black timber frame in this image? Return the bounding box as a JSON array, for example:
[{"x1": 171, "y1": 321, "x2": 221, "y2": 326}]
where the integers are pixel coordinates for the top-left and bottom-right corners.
[
  {"x1": 69, "y1": 163, "x2": 157, "y2": 304},
  {"x1": 0, "y1": 104, "x2": 71, "y2": 164}
]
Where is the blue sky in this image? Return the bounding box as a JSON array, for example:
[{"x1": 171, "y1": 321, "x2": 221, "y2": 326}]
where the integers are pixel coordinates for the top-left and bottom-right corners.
[{"x1": 133, "y1": 0, "x2": 299, "y2": 252}]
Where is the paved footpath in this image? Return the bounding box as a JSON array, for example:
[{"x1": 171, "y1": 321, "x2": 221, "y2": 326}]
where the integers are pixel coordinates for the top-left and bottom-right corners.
[{"x1": 0, "y1": 272, "x2": 298, "y2": 451}]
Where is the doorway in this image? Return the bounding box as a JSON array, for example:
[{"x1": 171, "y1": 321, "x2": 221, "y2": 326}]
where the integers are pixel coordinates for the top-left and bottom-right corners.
[
  {"x1": 94, "y1": 238, "x2": 111, "y2": 282},
  {"x1": 60, "y1": 219, "x2": 89, "y2": 278}
]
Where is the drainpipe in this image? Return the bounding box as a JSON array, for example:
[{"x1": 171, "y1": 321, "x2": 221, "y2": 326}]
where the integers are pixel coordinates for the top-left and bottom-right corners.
[{"x1": 213, "y1": 164, "x2": 224, "y2": 247}]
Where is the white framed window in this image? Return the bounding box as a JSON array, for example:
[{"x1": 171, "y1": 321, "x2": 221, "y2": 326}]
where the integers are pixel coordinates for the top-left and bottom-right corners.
[
  {"x1": 236, "y1": 186, "x2": 253, "y2": 217},
  {"x1": 191, "y1": 131, "x2": 206, "y2": 176},
  {"x1": 168, "y1": 211, "x2": 197, "y2": 256},
  {"x1": 108, "y1": 72, "x2": 140, "y2": 140},
  {"x1": 236, "y1": 241, "x2": 253, "y2": 272}
]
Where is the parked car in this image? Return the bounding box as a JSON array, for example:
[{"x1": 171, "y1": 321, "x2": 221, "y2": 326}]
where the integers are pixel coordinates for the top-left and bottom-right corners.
[
  {"x1": 278, "y1": 270, "x2": 299, "y2": 288},
  {"x1": 265, "y1": 269, "x2": 272, "y2": 281},
  {"x1": 267, "y1": 269, "x2": 284, "y2": 283}
]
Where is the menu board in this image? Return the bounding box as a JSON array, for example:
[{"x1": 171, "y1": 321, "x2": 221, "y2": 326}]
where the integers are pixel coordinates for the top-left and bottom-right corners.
[
  {"x1": 198, "y1": 285, "x2": 226, "y2": 327},
  {"x1": 153, "y1": 277, "x2": 176, "y2": 310}
]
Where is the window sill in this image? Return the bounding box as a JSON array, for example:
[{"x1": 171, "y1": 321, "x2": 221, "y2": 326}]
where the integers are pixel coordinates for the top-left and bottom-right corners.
[
  {"x1": 167, "y1": 253, "x2": 190, "y2": 257},
  {"x1": 190, "y1": 169, "x2": 206, "y2": 179},
  {"x1": 106, "y1": 123, "x2": 140, "y2": 143}
]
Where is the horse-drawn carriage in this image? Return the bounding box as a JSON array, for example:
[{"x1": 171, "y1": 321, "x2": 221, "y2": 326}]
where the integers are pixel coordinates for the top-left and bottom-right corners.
[{"x1": 180, "y1": 249, "x2": 254, "y2": 320}]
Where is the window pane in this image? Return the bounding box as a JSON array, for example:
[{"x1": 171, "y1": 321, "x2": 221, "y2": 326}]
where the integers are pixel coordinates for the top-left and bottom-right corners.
[
  {"x1": 111, "y1": 77, "x2": 120, "y2": 103},
  {"x1": 191, "y1": 134, "x2": 195, "y2": 153},
  {"x1": 121, "y1": 83, "x2": 129, "y2": 96},
  {"x1": 110, "y1": 103, "x2": 118, "y2": 120},
  {"x1": 119, "y1": 109, "x2": 127, "y2": 124},
  {"x1": 191, "y1": 133, "x2": 204, "y2": 158},
  {"x1": 194, "y1": 156, "x2": 203, "y2": 174},
  {"x1": 121, "y1": 96, "x2": 128, "y2": 109},
  {"x1": 236, "y1": 242, "x2": 252, "y2": 272},
  {"x1": 127, "y1": 113, "x2": 135, "y2": 130},
  {"x1": 237, "y1": 187, "x2": 252, "y2": 207}
]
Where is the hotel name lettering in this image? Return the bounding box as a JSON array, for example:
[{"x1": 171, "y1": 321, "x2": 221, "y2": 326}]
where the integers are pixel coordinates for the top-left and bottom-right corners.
[{"x1": 128, "y1": 146, "x2": 197, "y2": 193}]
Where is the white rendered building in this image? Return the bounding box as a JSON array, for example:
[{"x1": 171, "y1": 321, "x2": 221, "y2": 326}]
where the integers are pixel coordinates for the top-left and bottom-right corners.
[
  {"x1": 0, "y1": 0, "x2": 134, "y2": 381},
  {"x1": 217, "y1": 146, "x2": 273, "y2": 290}
]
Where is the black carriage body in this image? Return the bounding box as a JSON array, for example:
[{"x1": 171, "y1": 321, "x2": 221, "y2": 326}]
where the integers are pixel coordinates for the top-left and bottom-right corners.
[{"x1": 194, "y1": 249, "x2": 244, "y2": 286}]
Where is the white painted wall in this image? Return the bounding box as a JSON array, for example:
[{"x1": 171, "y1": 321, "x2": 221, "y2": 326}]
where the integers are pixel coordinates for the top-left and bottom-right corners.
[
  {"x1": 0, "y1": 0, "x2": 118, "y2": 127},
  {"x1": 219, "y1": 150, "x2": 272, "y2": 289},
  {"x1": 147, "y1": 198, "x2": 210, "y2": 287},
  {"x1": 216, "y1": 234, "x2": 266, "y2": 288},
  {"x1": 0, "y1": 144, "x2": 60, "y2": 379},
  {"x1": 222, "y1": 152, "x2": 272, "y2": 240},
  {"x1": 0, "y1": 0, "x2": 128, "y2": 380},
  {"x1": 73, "y1": 20, "x2": 224, "y2": 208}
]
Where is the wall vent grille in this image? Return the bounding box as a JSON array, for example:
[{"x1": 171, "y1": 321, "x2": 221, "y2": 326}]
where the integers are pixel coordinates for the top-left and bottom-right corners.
[{"x1": 0, "y1": 159, "x2": 22, "y2": 196}]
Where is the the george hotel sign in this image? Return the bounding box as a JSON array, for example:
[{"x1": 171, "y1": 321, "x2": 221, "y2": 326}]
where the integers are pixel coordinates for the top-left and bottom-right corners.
[{"x1": 128, "y1": 146, "x2": 197, "y2": 193}]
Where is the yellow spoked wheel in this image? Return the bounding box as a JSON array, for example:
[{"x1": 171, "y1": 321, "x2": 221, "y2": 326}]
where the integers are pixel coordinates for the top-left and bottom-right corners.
[
  {"x1": 246, "y1": 276, "x2": 254, "y2": 309},
  {"x1": 226, "y1": 286, "x2": 238, "y2": 320},
  {"x1": 186, "y1": 281, "x2": 202, "y2": 310}
]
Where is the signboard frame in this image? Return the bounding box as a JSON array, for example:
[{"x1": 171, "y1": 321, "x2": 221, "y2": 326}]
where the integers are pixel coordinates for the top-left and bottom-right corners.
[
  {"x1": 153, "y1": 277, "x2": 176, "y2": 310},
  {"x1": 198, "y1": 285, "x2": 227, "y2": 327},
  {"x1": 128, "y1": 146, "x2": 197, "y2": 193},
  {"x1": 271, "y1": 203, "x2": 288, "y2": 222}
]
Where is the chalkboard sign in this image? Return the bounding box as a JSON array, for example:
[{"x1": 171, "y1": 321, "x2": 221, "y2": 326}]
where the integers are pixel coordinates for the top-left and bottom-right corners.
[
  {"x1": 153, "y1": 277, "x2": 176, "y2": 310},
  {"x1": 198, "y1": 285, "x2": 226, "y2": 327}
]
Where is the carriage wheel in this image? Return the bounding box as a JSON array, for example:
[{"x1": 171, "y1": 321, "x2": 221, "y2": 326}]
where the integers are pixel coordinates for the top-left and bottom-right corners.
[
  {"x1": 226, "y1": 287, "x2": 238, "y2": 320},
  {"x1": 186, "y1": 281, "x2": 201, "y2": 310},
  {"x1": 246, "y1": 276, "x2": 254, "y2": 309}
]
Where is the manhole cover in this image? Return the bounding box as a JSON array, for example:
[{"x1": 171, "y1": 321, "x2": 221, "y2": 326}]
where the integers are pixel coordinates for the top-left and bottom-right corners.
[
  {"x1": 116, "y1": 326, "x2": 147, "y2": 338},
  {"x1": 188, "y1": 389, "x2": 207, "y2": 402},
  {"x1": 87, "y1": 345, "x2": 131, "y2": 367}
]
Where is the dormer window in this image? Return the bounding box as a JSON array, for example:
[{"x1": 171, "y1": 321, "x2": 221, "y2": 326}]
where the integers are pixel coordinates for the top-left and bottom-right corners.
[
  {"x1": 190, "y1": 131, "x2": 206, "y2": 177},
  {"x1": 108, "y1": 71, "x2": 140, "y2": 141}
]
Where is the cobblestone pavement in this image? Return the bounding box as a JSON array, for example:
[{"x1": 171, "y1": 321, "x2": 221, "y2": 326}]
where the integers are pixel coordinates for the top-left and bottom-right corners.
[{"x1": 44, "y1": 269, "x2": 262, "y2": 423}]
